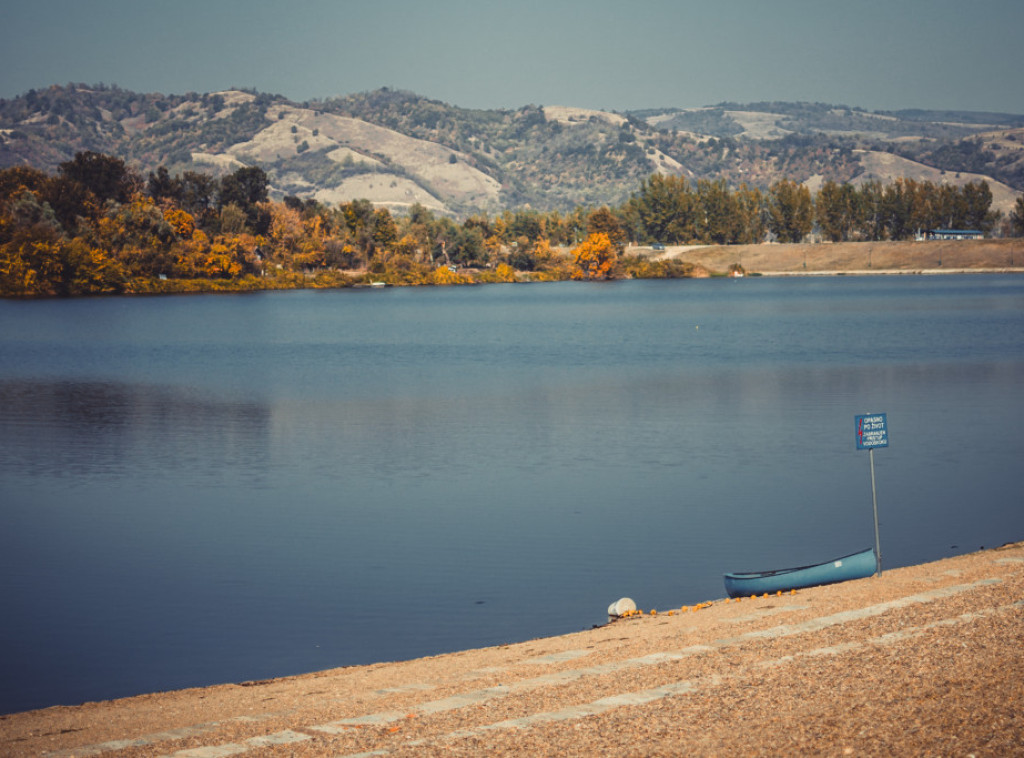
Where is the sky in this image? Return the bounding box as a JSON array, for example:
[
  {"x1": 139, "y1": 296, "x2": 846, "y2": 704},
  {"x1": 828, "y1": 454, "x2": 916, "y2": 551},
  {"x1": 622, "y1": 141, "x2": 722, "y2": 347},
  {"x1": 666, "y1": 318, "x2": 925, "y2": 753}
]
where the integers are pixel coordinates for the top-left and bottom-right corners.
[{"x1": 2, "y1": 0, "x2": 1022, "y2": 114}]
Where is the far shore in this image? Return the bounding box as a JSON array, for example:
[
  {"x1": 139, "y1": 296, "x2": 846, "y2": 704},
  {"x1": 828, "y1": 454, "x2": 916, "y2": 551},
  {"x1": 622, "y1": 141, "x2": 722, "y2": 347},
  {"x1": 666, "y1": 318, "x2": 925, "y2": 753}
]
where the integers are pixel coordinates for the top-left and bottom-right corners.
[{"x1": 4, "y1": 238, "x2": 1021, "y2": 300}]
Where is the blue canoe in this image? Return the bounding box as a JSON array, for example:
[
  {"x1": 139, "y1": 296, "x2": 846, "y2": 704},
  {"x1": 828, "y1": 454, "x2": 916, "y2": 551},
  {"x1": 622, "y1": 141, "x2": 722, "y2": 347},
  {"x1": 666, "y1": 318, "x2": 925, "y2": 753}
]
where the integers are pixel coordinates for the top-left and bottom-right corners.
[{"x1": 723, "y1": 547, "x2": 877, "y2": 598}]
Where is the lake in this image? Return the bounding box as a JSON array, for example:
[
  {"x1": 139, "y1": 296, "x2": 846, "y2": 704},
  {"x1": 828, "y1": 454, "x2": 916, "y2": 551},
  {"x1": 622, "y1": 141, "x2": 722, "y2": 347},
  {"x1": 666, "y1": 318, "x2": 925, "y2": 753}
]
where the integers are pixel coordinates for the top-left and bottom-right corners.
[{"x1": 1, "y1": 275, "x2": 1022, "y2": 715}]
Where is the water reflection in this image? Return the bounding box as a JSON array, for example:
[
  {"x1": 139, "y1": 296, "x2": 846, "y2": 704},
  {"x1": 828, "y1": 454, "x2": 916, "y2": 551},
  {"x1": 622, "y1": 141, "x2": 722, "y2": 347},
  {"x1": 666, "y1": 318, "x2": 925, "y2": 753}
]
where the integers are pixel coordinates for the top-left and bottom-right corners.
[{"x1": 0, "y1": 380, "x2": 271, "y2": 482}]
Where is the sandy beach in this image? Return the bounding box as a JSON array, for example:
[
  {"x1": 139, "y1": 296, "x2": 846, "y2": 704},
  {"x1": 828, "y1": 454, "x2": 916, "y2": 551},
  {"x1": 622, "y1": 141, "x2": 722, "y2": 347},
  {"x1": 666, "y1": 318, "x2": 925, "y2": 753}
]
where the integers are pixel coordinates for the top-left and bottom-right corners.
[
  {"x1": 2, "y1": 542, "x2": 1022, "y2": 756},
  {"x1": 646, "y1": 238, "x2": 1024, "y2": 276}
]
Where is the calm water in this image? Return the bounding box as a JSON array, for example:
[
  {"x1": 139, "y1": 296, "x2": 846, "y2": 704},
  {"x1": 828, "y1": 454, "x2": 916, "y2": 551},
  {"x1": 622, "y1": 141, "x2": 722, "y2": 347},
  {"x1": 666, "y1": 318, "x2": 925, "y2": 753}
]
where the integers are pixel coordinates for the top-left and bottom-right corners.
[{"x1": 1, "y1": 276, "x2": 1023, "y2": 714}]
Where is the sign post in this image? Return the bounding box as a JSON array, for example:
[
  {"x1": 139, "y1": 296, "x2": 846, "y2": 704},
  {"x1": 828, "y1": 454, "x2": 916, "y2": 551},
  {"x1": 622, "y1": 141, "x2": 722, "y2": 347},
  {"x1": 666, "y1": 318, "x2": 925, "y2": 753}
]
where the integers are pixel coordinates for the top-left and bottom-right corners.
[{"x1": 855, "y1": 413, "x2": 888, "y2": 576}]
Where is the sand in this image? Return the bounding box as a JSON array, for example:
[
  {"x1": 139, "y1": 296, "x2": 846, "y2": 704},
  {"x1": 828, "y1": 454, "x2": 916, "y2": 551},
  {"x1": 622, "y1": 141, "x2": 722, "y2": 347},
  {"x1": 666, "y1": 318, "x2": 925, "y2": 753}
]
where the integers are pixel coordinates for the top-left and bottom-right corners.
[{"x1": 645, "y1": 238, "x2": 1024, "y2": 276}]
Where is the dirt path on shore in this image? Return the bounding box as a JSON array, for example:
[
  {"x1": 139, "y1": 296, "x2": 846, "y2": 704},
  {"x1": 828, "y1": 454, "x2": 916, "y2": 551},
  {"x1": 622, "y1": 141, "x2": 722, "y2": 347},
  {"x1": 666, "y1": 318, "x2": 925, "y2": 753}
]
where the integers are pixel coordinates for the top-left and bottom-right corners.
[
  {"x1": 648, "y1": 238, "x2": 1024, "y2": 275},
  {"x1": 3, "y1": 543, "x2": 1022, "y2": 756}
]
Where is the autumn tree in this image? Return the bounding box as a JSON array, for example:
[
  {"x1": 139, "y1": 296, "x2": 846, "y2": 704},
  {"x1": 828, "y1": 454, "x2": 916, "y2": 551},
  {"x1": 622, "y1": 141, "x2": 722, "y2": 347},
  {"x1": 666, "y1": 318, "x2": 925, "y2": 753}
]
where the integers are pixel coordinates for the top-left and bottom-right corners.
[
  {"x1": 530, "y1": 238, "x2": 561, "y2": 269},
  {"x1": 60, "y1": 238, "x2": 127, "y2": 294},
  {"x1": 267, "y1": 202, "x2": 305, "y2": 258},
  {"x1": 0, "y1": 166, "x2": 51, "y2": 205},
  {"x1": 0, "y1": 191, "x2": 65, "y2": 295},
  {"x1": 163, "y1": 208, "x2": 196, "y2": 239},
  {"x1": 430, "y1": 264, "x2": 471, "y2": 285},
  {"x1": 571, "y1": 232, "x2": 617, "y2": 280},
  {"x1": 96, "y1": 196, "x2": 177, "y2": 277}
]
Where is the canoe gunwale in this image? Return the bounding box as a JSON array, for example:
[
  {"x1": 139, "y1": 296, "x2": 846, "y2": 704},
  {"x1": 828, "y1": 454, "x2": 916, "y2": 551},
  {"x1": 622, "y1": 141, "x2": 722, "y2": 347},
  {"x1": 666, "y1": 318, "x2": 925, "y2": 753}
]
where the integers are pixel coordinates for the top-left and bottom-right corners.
[
  {"x1": 723, "y1": 547, "x2": 876, "y2": 597},
  {"x1": 723, "y1": 548, "x2": 875, "y2": 580}
]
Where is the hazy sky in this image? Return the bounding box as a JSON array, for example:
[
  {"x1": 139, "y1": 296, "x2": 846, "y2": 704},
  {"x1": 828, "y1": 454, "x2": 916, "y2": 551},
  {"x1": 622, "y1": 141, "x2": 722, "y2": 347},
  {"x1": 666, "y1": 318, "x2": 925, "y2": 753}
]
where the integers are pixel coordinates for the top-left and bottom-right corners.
[{"x1": 3, "y1": 0, "x2": 1022, "y2": 113}]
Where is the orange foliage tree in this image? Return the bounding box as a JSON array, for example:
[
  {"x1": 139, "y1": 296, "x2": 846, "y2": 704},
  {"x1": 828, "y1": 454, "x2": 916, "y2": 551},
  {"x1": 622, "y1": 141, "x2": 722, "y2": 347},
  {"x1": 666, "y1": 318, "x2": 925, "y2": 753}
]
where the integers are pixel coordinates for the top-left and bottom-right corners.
[
  {"x1": 163, "y1": 208, "x2": 196, "y2": 239},
  {"x1": 570, "y1": 233, "x2": 618, "y2": 280},
  {"x1": 430, "y1": 264, "x2": 471, "y2": 285}
]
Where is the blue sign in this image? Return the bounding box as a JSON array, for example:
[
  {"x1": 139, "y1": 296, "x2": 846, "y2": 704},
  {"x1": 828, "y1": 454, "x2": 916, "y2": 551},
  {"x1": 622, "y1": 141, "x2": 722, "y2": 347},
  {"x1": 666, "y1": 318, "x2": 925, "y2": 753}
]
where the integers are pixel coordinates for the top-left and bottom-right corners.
[{"x1": 855, "y1": 413, "x2": 888, "y2": 450}]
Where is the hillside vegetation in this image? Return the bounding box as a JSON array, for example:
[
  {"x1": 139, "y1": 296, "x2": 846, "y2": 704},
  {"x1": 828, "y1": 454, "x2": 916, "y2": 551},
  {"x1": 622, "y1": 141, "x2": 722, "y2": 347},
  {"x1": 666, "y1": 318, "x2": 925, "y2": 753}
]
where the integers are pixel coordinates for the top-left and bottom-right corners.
[{"x1": 2, "y1": 85, "x2": 1022, "y2": 218}]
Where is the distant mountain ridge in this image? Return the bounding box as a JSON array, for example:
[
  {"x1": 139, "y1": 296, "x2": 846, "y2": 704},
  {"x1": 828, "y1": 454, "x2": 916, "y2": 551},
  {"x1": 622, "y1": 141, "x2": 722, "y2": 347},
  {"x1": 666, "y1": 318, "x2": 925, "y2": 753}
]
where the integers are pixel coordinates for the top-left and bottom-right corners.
[{"x1": 1, "y1": 84, "x2": 1021, "y2": 217}]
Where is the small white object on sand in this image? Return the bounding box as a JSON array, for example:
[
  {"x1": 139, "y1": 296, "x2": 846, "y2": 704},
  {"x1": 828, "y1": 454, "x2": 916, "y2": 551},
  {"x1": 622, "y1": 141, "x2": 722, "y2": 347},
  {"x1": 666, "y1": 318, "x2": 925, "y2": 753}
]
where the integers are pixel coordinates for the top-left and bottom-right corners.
[{"x1": 607, "y1": 597, "x2": 637, "y2": 617}]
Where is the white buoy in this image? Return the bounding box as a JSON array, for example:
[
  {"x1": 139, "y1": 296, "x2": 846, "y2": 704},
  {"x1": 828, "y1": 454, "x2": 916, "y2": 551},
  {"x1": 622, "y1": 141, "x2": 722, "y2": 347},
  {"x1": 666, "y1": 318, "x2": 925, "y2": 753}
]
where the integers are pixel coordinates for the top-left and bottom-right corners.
[{"x1": 607, "y1": 597, "x2": 637, "y2": 617}]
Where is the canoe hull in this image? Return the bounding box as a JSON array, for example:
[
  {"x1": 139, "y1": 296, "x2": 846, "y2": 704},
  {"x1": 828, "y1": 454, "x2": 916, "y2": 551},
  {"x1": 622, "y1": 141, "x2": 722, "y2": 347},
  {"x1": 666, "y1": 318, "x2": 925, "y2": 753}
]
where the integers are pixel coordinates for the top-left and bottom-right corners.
[{"x1": 723, "y1": 547, "x2": 877, "y2": 598}]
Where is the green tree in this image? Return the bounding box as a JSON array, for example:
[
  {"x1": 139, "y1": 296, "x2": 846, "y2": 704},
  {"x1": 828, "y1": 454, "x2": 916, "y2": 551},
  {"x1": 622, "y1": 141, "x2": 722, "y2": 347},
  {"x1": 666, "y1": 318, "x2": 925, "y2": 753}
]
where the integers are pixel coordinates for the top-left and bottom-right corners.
[
  {"x1": 961, "y1": 180, "x2": 995, "y2": 233},
  {"x1": 58, "y1": 151, "x2": 138, "y2": 206},
  {"x1": 4, "y1": 190, "x2": 62, "y2": 239},
  {"x1": 816, "y1": 180, "x2": 859, "y2": 242},
  {"x1": 507, "y1": 208, "x2": 544, "y2": 243},
  {"x1": 932, "y1": 183, "x2": 964, "y2": 230},
  {"x1": 881, "y1": 178, "x2": 917, "y2": 240},
  {"x1": 767, "y1": 179, "x2": 813, "y2": 243},
  {"x1": 371, "y1": 207, "x2": 398, "y2": 249},
  {"x1": 733, "y1": 184, "x2": 765, "y2": 244},
  {"x1": 695, "y1": 178, "x2": 739, "y2": 244},
  {"x1": 218, "y1": 166, "x2": 269, "y2": 231},
  {"x1": 450, "y1": 225, "x2": 486, "y2": 266},
  {"x1": 340, "y1": 198, "x2": 375, "y2": 236},
  {"x1": 219, "y1": 203, "x2": 248, "y2": 235},
  {"x1": 147, "y1": 166, "x2": 176, "y2": 202},
  {"x1": 1008, "y1": 195, "x2": 1024, "y2": 237},
  {"x1": 586, "y1": 206, "x2": 628, "y2": 249},
  {"x1": 856, "y1": 180, "x2": 886, "y2": 241},
  {"x1": 176, "y1": 171, "x2": 218, "y2": 223},
  {"x1": 628, "y1": 174, "x2": 697, "y2": 244},
  {"x1": 40, "y1": 174, "x2": 95, "y2": 233}
]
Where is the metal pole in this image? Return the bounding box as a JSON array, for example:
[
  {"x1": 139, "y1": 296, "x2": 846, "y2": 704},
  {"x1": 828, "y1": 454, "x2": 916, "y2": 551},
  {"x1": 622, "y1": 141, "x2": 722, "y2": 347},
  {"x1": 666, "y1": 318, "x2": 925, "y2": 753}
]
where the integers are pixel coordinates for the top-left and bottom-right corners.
[{"x1": 869, "y1": 447, "x2": 882, "y2": 576}]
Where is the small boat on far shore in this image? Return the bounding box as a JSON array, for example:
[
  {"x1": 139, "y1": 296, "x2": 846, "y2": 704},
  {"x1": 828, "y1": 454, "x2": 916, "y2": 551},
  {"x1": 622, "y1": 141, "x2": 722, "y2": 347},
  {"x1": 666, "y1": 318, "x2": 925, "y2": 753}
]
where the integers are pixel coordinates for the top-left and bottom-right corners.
[{"x1": 723, "y1": 547, "x2": 877, "y2": 598}]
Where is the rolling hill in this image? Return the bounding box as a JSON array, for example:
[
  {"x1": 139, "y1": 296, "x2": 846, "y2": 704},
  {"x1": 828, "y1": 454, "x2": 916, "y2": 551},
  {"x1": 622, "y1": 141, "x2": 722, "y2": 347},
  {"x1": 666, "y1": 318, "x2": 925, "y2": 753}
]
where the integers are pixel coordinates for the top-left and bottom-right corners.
[{"x1": 1, "y1": 85, "x2": 1021, "y2": 218}]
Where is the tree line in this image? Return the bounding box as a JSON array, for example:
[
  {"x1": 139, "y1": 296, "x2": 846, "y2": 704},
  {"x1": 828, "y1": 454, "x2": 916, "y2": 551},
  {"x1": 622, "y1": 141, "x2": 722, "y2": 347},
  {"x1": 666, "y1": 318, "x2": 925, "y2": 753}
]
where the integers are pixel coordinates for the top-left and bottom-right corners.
[
  {"x1": 626, "y1": 174, "x2": 1004, "y2": 245},
  {"x1": 2, "y1": 150, "x2": 1018, "y2": 297},
  {"x1": 0, "y1": 151, "x2": 683, "y2": 296}
]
